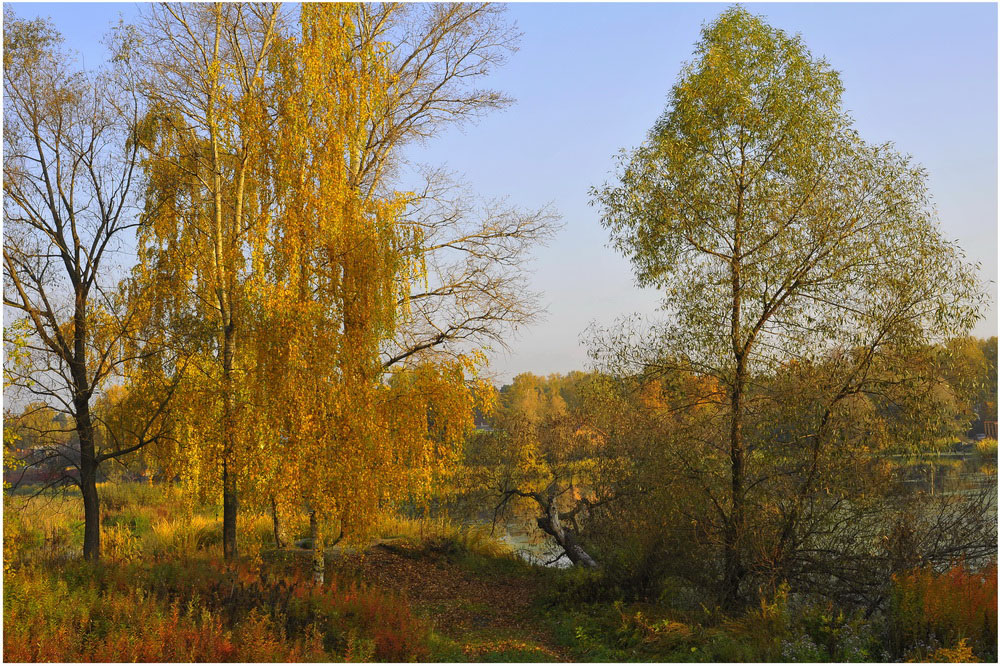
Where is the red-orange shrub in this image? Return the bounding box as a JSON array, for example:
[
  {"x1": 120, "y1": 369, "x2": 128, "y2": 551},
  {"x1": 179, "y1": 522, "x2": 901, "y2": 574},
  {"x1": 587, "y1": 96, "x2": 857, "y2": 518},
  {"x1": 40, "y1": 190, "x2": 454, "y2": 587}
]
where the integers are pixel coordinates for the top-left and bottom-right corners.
[{"x1": 891, "y1": 560, "x2": 997, "y2": 661}]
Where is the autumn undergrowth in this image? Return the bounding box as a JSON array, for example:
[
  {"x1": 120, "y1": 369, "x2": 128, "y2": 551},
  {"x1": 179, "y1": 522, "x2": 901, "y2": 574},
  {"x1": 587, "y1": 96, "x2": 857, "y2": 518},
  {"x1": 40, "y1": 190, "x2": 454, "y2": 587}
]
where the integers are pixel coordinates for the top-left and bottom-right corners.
[
  {"x1": 4, "y1": 554, "x2": 433, "y2": 662},
  {"x1": 8, "y1": 482, "x2": 996, "y2": 662},
  {"x1": 535, "y1": 561, "x2": 999, "y2": 663},
  {"x1": 374, "y1": 513, "x2": 532, "y2": 578},
  {"x1": 3, "y1": 482, "x2": 541, "y2": 662},
  {"x1": 3, "y1": 484, "x2": 429, "y2": 661},
  {"x1": 976, "y1": 437, "x2": 998, "y2": 459}
]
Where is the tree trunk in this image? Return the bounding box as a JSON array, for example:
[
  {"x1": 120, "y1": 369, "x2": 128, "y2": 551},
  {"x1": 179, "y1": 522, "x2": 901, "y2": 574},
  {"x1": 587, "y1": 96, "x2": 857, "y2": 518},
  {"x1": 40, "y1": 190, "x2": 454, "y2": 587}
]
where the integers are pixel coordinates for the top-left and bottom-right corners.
[
  {"x1": 722, "y1": 355, "x2": 747, "y2": 609},
  {"x1": 723, "y1": 198, "x2": 747, "y2": 609},
  {"x1": 208, "y1": 21, "x2": 239, "y2": 562},
  {"x1": 221, "y1": 320, "x2": 238, "y2": 562},
  {"x1": 78, "y1": 404, "x2": 101, "y2": 561},
  {"x1": 271, "y1": 496, "x2": 287, "y2": 548},
  {"x1": 73, "y1": 296, "x2": 101, "y2": 562},
  {"x1": 534, "y1": 493, "x2": 599, "y2": 569},
  {"x1": 310, "y1": 510, "x2": 325, "y2": 585},
  {"x1": 222, "y1": 460, "x2": 238, "y2": 561}
]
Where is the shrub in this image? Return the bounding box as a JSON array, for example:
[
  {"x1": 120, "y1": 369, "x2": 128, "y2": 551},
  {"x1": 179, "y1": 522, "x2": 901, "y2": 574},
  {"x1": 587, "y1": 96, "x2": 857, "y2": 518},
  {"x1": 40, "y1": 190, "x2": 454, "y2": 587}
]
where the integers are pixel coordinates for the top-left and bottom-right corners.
[
  {"x1": 890, "y1": 560, "x2": 998, "y2": 661},
  {"x1": 544, "y1": 563, "x2": 613, "y2": 605},
  {"x1": 975, "y1": 438, "x2": 997, "y2": 459},
  {"x1": 780, "y1": 632, "x2": 828, "y2": 662},
  {"x1": 784, "y1": 601, "x2": 880, "y2": 663},
  {"x1": 294, "y1": 576, "x2": 432, "y2": 661},
  {"x1": 613, "y1": 602, "x2": 695, "y2": 653},
  {"x1": 102, "y1": 523, "x2": 141, "y2": 563},
  {"x1": 3, "y1": 567, "x2": 246, "y2": 662},
  {"x1": 929, "y1": 638, "x2": 978, "y2": 663}
]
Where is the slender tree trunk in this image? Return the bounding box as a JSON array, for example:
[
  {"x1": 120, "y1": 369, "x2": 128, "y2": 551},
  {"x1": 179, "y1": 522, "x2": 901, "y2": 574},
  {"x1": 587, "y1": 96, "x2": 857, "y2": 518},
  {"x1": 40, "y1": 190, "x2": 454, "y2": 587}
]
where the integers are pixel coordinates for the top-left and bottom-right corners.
[
  {"x1": 310, "y1": 510, "x2": 325, "y2": 585},
  {"x1": 222, "y1": 460, "x2": 238, "y2": 560},
  {"x1": 723, "y1": 189, "x2": 747, "y2": 609},
  {"x1": 723, "y1": 358, "x2": 747, "y2": 608},
  {"x1": 221, "y1": 308, "x2": 238, "y2": 561},
  {"x1": 72, "y1": 296, "x2": 102, "y2": 561},
  {"x1": 271, "y1": 496, "x2": 287, "y2": 548},
  {"x1": 204, "y1": 9, "x2": 241, "y2": 564}
]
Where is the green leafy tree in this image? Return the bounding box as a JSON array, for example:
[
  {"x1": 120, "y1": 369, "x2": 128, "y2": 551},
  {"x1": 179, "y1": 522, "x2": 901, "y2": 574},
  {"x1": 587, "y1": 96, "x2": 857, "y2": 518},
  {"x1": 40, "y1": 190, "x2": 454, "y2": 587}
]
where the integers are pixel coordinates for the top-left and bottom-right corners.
[{"x1": 592, "y1": 7, "x2": 982, "y2": 606}]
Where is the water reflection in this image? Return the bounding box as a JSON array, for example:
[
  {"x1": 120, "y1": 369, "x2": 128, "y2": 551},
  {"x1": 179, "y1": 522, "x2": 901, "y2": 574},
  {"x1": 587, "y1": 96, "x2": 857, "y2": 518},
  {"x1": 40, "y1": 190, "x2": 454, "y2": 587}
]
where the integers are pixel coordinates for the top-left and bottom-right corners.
[
  {"x1": 894, "y1": 452, "x2": 997, "y2": 499},
  {"x1": 423, "y1": 453, "x2": 996, "y2": 569}
]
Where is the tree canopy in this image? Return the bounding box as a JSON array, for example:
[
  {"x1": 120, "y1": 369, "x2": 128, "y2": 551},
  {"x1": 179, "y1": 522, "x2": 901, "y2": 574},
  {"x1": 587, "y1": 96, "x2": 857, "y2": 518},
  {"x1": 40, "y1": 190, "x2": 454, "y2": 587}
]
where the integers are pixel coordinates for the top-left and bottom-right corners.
[{"x1": 592, "y1": 6, "x2": 984, "y2": 606}]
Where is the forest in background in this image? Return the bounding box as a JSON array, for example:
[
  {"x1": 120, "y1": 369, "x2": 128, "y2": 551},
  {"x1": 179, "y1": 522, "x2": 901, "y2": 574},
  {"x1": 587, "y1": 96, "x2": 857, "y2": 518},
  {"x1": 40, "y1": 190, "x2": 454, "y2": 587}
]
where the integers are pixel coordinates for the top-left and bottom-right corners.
[{"x1": 4, "y1": 3, "x2": 997, "y2": 663}]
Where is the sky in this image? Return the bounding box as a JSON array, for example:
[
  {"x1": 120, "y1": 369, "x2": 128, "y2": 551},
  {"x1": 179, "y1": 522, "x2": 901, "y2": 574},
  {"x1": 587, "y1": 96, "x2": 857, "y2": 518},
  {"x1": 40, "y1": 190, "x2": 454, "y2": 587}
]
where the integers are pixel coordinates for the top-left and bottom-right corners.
[{"x1": 8, "y1": 1, "x2": 998, "y2": 384}]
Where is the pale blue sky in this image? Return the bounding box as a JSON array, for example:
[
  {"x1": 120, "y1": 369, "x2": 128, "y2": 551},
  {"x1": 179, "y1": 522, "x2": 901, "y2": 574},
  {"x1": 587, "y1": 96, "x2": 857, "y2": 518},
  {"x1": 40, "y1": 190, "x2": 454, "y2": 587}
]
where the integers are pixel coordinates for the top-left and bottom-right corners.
[{"x1": 8, "y1": 2, "x2": 997, "y2": 383}]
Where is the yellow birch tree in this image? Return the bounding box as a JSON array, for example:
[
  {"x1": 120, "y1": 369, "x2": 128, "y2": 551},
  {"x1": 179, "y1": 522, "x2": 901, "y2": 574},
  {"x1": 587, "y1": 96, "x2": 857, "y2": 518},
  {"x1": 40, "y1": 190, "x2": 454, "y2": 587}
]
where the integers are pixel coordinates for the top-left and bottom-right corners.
[
  {"x1": 250, "y1": 3, "x2": 482, "y2": 583},
  {"x1": 131, "y1": 3, "x2": 281, "y2": 560}
]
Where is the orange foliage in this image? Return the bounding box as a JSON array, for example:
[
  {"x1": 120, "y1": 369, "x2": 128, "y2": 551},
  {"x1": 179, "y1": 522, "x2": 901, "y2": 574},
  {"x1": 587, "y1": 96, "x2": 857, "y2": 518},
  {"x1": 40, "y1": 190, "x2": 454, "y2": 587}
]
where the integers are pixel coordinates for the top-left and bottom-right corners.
[
  {"x1": 3, "y1": 559, "x2": 431, "y2": 662},
  {"x1": 892, "y1": 560, "x2": 997, "y2": 660}
]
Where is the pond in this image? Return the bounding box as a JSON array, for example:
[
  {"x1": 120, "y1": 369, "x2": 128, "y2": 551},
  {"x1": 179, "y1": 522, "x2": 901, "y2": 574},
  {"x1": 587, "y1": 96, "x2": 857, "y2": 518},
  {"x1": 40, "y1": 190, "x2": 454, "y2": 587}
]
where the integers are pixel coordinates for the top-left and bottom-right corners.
[
  {"x1": 893, "y1": 451, "x2": 997, "y2": 497},
  {"x1": 437, "y1": 452, "x2": 997, "y2": 569}
]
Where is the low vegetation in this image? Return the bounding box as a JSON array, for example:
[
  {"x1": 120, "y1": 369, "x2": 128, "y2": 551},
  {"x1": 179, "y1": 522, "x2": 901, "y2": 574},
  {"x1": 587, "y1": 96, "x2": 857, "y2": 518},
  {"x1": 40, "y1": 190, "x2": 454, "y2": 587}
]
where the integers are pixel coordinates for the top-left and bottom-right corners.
[
  {"x1": 5, "y1": 481, "x2": 996, "y2": 662},
  {"x1": 3, "y1": 483, "x2": 553, "y2": 662},
  {"x1": 976, "y1": 438, "x2": 998, "y2": 459}
]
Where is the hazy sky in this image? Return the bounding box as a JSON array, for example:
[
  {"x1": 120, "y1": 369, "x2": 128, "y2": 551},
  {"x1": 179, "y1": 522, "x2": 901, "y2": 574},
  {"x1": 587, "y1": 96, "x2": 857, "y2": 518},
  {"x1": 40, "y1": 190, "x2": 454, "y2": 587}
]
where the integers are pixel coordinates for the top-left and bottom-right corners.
[{"x1": 11, "y1": 1, "x2": 998, "y2": 384}]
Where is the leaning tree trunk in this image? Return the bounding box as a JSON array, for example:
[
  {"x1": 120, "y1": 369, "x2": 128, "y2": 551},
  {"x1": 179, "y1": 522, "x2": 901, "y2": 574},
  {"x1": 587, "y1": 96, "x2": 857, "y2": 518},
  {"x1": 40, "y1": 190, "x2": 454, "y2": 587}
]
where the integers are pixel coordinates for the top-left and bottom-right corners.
[{"x1": 526, "y1": 489, "x2": 599, "y2": 569}]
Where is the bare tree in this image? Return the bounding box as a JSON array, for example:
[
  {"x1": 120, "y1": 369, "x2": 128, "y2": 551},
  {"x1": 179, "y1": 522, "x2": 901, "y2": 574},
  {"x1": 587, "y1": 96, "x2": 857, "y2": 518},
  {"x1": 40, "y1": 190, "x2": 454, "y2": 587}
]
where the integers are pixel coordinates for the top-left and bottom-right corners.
[
  {"x1": 387, "y1": 169, "x2": 559, "y2": 369},
  {"x1": 3, "y1": 11, "x2": 177, "y2": 560}
]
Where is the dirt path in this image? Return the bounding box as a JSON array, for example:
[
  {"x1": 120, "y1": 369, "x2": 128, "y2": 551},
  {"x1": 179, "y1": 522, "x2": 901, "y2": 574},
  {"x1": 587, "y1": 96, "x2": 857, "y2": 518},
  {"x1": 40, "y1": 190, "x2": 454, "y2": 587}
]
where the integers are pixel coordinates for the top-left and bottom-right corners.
[{"x1": 335, "y1": 543, "x2": 570, "y2": 661}]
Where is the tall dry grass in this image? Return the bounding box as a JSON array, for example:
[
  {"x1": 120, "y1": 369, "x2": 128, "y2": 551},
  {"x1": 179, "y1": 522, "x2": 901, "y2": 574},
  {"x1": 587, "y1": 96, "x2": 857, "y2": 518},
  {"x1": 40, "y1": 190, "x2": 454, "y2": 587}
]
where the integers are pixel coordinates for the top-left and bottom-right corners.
[{"x1": 3, "y1": 481, "x2": 437, "y2": 661}]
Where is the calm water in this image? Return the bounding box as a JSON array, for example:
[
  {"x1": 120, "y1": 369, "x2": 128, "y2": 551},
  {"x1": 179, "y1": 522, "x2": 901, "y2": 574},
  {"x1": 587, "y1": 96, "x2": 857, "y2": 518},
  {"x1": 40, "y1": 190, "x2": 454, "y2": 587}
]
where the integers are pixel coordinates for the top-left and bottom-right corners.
[{"x1": 445, "y1": 453, "x2": 997, "y2": 568}]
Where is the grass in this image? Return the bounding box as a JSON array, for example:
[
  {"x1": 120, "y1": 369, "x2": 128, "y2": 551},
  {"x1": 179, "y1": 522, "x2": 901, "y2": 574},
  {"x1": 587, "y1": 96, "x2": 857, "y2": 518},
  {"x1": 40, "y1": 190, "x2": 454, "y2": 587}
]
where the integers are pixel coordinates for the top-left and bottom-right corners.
[
  {"x1": 373, "y1": 513, "x2": 534, "y2": 578},
  {"x1": 537, "y1": 567, "x2": 998, "y2": 663},
  {"x1": 3, "y1": 556, "x2": 432, "y2": 661},
  {"x1": 5, "y1": 481, "x2": 997, "y2": 662},
  {"x1": 3, "y1": 482, "x2": 560, "y2": 662}
]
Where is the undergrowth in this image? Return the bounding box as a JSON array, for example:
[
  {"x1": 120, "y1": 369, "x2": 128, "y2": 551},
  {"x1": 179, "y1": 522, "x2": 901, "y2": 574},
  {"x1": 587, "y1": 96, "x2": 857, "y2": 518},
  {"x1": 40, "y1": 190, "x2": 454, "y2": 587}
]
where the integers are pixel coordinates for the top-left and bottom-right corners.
[
  {"x1": 5, "y1": 482, "x2": 996, "y2": 662},
  {"x1": 539, "y1": 562, "x2": 998, "y2": 662},
  {"x1": 3, "y1": 484, "x2": 539, "y2": 662},
  {"x1": 3, "y1": 556, "x2": 432, "y2": 661}
]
